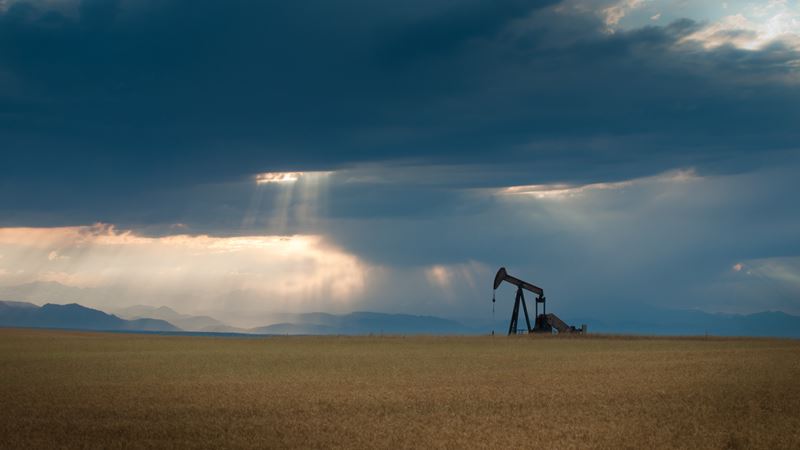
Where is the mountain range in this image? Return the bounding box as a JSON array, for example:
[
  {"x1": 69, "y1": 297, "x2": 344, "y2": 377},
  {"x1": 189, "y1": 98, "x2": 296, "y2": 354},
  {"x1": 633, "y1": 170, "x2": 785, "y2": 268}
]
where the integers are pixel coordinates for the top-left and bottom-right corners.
[
  {"x1": 0, "y1": 301, "x2": 477, "y2": 335},
  {"x1": 0, "y1": 301, "x2": 179, "y2": 332},
  {"x1": 0, "y1": 300, "x2": 798, "y2": 337}
]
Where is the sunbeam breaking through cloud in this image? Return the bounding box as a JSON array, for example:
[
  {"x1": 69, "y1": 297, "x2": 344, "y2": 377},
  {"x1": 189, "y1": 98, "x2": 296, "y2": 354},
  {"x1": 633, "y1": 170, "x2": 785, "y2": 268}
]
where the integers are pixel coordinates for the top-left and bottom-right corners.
[{"x1": 0, "y1": 225, "x2": 368, "y2": 326}]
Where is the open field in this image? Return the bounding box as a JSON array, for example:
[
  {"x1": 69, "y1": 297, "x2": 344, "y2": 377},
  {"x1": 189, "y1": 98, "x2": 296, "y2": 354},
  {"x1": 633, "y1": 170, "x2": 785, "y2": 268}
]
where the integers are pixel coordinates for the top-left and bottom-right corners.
[{"x1": 1, "y1": 329, "x2": 799, "y2": 449}]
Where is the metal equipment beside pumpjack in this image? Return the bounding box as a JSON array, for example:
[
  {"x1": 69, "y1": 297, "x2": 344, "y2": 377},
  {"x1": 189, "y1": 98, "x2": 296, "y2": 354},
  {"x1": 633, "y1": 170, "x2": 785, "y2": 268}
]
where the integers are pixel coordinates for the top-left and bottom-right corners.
[{"x1": 492, "y1": 267, "x2": 586, "y2": 336}]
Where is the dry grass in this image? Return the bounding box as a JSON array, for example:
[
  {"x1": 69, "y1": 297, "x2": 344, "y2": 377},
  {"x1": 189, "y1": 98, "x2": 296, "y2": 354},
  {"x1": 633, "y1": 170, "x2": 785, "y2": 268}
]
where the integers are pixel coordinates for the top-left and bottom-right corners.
[{"x1": 0, "y1": 329, "x2": 798, "y2": 449}]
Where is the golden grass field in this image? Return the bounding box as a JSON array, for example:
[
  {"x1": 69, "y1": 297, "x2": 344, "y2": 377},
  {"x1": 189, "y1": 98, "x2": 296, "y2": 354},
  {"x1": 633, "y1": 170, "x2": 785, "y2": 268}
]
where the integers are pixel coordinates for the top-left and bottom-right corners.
[{"x1": 0, "y1": 329, "x2": 798, "y2": 449}]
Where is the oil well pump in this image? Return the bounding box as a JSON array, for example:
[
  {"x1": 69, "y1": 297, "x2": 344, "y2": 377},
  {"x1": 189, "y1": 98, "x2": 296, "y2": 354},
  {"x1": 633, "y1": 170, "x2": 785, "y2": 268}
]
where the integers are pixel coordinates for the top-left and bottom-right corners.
[{"x1": 492, "y1": 267, "x2": 586, "y2": 335}]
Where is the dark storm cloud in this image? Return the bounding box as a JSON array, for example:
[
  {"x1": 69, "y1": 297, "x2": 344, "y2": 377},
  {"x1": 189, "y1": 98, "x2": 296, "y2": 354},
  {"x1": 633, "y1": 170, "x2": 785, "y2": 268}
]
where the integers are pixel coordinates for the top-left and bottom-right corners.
[{"x1": 1, "y1": 0, "x2": 799, "y2": 227}]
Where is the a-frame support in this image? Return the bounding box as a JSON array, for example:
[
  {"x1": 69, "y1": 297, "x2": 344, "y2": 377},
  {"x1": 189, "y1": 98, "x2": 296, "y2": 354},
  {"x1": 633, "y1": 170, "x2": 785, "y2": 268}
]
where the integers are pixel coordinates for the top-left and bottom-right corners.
[{"x1": 508, "y1": 286, "x2": 533, "y2": 335}]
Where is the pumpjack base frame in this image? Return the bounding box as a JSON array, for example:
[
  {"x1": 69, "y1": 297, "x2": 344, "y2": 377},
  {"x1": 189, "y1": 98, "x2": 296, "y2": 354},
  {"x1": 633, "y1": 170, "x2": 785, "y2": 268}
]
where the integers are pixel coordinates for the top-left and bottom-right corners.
[{"x1": 507, "y1": 287, "x2": 547, "y2": 335}]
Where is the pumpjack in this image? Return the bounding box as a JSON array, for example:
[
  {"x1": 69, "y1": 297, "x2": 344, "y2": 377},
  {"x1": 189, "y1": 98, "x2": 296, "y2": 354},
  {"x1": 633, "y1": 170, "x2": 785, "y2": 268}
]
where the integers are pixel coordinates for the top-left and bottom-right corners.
[{"x1": 492, "y1": 267, "x2": 586, "y2": 335}]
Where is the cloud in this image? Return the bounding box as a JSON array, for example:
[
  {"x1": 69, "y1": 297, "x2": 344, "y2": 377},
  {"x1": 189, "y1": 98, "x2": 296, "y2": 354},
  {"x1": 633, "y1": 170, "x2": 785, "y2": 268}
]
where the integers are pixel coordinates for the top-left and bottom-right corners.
[
  {"x1": 426, "y1": 261, "x2": 488, "y2": 291},
  {"x1": 0, "y1": 0, "x2": 798, "y2": 229},
  {"x1": 744, "y1": 257, "x2": 800, "y2": 286},
  {"x1": 682, "y1": 11, "x2": 800, "y2": 51},
  {"x1": 46, "y1": 250, "x2": 68, "y2": 261},
  {"x1": 255, "y1": 172, "x2": 303, "y2": 184},
  {"x1": 704, "y1": 256, "x2": 800, "y2": 314},
  {"x1": 426, "y1": 265, "x2": 452, "y2": 288},
  {"x1": 601, "y1": 0, "x2": 644, "y2": 27},
  {"x1": 501, "y1": 180, "x2": 633, "y2": 199},
  {"x1": 498, "y1": 169, "x2": 697, "y2": 199}
]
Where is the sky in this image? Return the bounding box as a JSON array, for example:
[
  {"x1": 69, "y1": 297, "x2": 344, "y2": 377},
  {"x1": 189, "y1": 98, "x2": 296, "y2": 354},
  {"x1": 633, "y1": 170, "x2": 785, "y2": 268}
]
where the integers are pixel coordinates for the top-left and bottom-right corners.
[{"x1": 0, "y1": 0, "x2": 798, "y2": 327}]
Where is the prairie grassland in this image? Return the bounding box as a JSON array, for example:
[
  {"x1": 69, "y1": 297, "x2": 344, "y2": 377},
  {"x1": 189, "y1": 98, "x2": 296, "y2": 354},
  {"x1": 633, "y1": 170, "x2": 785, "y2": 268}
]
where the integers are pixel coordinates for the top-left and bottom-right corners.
[{"x1": 0, "y1": 329, "x2": 798, "y2": 449}]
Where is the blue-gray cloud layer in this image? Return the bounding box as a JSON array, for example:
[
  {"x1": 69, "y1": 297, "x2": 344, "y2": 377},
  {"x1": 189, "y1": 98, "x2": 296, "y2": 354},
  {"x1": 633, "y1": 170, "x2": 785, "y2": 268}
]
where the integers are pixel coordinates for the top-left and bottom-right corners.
[
  {"x1": 0, "y1": 0, "x2": 798, "y2": 318},
  {"x1": 1, "y1": 0, "x2": 798, "y2": 225}
]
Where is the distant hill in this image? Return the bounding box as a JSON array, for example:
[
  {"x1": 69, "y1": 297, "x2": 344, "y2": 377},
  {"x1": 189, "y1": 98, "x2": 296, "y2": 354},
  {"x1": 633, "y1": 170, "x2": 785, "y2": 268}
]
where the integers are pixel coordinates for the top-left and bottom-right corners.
[
  {"x1": 568, "y1": 308, "x2": 800, "y2": 338},
  {"x1": 251, "y1": 311, "x2": 477, "y2": 335},
  {"x1": 114, "y1": 305, "x2": 225, "y2": 332},
  {"x1": 0, "y1": 301, "x2": 180, "y2": 332}
]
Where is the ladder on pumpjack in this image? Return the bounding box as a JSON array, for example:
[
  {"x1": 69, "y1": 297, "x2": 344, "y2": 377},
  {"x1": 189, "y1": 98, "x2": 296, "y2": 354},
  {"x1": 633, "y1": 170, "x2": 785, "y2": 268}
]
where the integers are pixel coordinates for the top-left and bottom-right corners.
[{"x1": 492, "y1": 267, "x2": 586, "y2": 336}]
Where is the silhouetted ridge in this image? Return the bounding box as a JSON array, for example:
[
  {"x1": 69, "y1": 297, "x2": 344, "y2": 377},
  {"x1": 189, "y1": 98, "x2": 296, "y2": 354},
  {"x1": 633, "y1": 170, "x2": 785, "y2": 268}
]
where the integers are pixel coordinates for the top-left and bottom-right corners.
[{"x1": 0, "y1": 302, "x2": 179, "y2": 332}]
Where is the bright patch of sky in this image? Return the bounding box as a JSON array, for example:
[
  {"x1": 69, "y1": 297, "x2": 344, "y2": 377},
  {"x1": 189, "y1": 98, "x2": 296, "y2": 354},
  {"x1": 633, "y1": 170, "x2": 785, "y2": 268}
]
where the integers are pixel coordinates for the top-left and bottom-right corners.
[
  {"x1": 0, "y1": 225, "x2": 371, "y2": 326},
  {"x1": 609, "y1": 0, "x2": 800, "y2": 50}
]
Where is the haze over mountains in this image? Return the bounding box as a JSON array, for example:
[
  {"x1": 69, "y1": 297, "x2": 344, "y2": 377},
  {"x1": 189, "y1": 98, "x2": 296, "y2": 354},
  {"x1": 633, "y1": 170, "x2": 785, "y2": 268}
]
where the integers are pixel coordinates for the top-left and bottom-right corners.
[
  {"x1": 0, "y1": 301, "x2": 477, "y2": 335},
  {"x1": 114, "y1": 305, "x2": 227, "y2": 332},
  {"x1": 251, "y1": 312, "x2": 473, "y2": 335},
  {"x1": 114, "y1": 306, "x2": 475, "y2": 335},
  {"x1": 0, "y1": 300, "x2": 798, "y2": 337}
]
